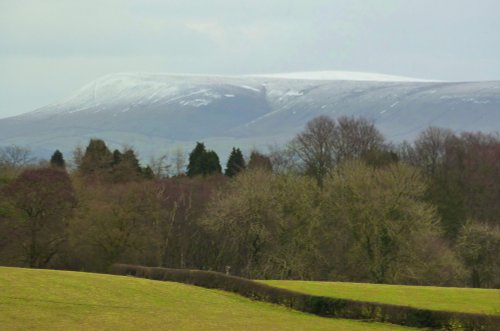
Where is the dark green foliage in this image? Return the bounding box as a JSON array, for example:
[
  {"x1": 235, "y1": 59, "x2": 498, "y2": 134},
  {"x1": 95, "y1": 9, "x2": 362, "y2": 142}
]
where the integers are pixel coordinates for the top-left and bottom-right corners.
[
  {"x1": 77, "y1": 140, "x2": 148, "y2": 183},
  {"x1": 110, "y1": 148, "x2": 144, "y2": 182},
  {"x1": 405, "y1": 309, "x2": 439, "y2": 328},
  {"x1": 121, "y1": 149, "x2": 141, "y2": 173},
  {"x1": 426, "y1": 173, "x2": 467, "y2": 240},
  {"x1": 50, "y1": 150, "x2": 65, "y2": 168},
  {"x1": 204, "y1": 151, "x2": 222, "y2": 175},
  {"x1": 112, "y1": 264, "x2": 500, "y2": 330},
  {"x1": 304, "y1": 296, "x2": 348, "y2": 316},
  {"x1": 187, "y1": 142, "x2": 222, "y2": 177},
  {"x1": 363, "y1": 149, "x2": 398, "y2": 168},
  {"x1": 225, "y1": 147, "x2": 245, "y2": 177},
  {"x1": 187, "y1": 142, "x2": 206, "y2": 177},
  {"x1": 78, "y1": 139, "x2": 113, "y2": 176},
  {"x1": 112, "y1": 149, "x2": 122, "y2": 166},
  {"x1": 141, "y1": 166, "x2": 154, "y2": 179}
]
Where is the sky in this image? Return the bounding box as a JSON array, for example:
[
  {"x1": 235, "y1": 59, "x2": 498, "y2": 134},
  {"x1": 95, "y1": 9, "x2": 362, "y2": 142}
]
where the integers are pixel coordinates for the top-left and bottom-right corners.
[{"x1": 1, "y1": 0, "x2": 500, "y2": 119}]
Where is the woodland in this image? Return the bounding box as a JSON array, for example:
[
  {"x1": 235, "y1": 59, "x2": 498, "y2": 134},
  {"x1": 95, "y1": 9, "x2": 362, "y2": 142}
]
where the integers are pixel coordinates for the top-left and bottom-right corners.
[{"x1": 0, "y1": 116, "x2": 498, "y2": 288}]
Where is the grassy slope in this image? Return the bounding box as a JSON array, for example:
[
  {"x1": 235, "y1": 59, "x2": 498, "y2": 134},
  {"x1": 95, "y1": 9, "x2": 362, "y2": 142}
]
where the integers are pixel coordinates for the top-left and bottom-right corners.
[
  {"x1": 260, "y1": 280, "x2": 500, "y2": 316},
  {"x1": 0, "y1": 267, "x2": 414, "y2": 331}
]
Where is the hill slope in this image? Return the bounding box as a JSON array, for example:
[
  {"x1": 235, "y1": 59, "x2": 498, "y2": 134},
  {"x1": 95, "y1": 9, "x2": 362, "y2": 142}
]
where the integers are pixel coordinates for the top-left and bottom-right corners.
[
  {"x1": 0, "y1": 72, "x2": 499, "y2": 160},
  {"x1": 0, "y1": 267, "x2": 411, "y2": 331},
  {"x1": 260, "y1": 280, "x2": 500, "y2": 316}
]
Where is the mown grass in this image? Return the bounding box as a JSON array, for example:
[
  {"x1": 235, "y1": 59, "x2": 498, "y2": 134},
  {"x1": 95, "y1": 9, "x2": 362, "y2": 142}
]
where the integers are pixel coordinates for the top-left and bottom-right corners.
[
  {"x1": 260, "y1": 280, "x2": 500, "y2": 316},
  {"x1": 0, "y1": 267, "x2": 415, "y2": 331}
]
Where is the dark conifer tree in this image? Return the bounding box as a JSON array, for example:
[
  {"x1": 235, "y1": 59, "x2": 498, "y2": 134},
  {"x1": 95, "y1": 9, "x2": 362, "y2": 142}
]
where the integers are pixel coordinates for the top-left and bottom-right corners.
[
  {"x1": 225, "y1": 147, "x2": 245, "y2": 177},
  {"x1": 187, "y1": 142, "x2": 206, "y2": 177},
  {"x1": 121, "y1": 149, "x2": 142, "y2": 174},
  {"x1": 204, "y1": 150, "x2": 222, "y2": 176},
  {"x1": 110, "y1": 148, "x2": 143, "y2": 183},
  {"x1": 50, "y1": 150, "x2": 66, "y2": 168},
  {"x1": 141, "y1": 166, "x2": 155, "y2": 179},
  {"x1": 187, "y1": 142, "x2": 222, "y2": 177},
  {"x1": 78, "y1": 139, "x2": 113, "y2": 176},
  {"x1": 112, "y1": 149, "x2": 122, "y2": 166}
]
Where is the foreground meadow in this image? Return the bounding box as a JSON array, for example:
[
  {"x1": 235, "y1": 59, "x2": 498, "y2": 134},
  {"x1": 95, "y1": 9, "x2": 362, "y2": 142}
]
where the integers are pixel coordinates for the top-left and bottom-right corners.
[
  {"x1": 0, "y1": 267, "x2": 414, "y2": 331},
  {"x1": 260, "y1": 280, "x2": 500, "y2": 316}
]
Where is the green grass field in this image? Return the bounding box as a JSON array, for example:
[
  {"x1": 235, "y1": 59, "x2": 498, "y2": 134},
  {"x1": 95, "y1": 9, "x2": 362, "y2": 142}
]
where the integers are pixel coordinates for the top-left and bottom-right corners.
[
  {"x1": 260, "y1": 280, "x2": 500, "y2": 316},
  {"x1": 0, "y1": 267, "x2": 415, "y2": 331}
]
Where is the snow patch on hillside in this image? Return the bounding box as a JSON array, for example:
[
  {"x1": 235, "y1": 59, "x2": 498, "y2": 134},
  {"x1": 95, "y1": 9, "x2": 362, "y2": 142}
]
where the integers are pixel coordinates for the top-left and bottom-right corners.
[{"x1": 247, "y1": 71, "x2": 438, "y2": 82}]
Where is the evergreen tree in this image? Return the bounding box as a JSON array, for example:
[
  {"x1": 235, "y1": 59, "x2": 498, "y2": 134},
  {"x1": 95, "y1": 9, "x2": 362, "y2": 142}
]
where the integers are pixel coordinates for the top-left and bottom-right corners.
[
  {"x1": 204, "y1": 150, "x2": 222, "y2": 176},
  {"x1": 112, "y1": 149, "x2": 122, "y2": 166},
  {"x1": 187, "y1": 142, "x2": 222, "y2": 177},
  {"x1": 225, "y1": 147, "x2": 246, "y2": 177},
  {"x1": 111, "y1": 148, "x2": 142, "y2": 183},
  {"x1": 187, "y1": 142, "x2": 206, "y2": 177},
  {"x1": 78, "y1": 139, "x2": 113, "y2": 176},
  {"x1": 141, "y1": 166, "x2": 155, "y2": 179},
  {"x1": 50, "y1": 150, "x2": 65, "y2": 168},
  {"x1": 121, "y1": 149, "x2": 141, "y2": 174}
]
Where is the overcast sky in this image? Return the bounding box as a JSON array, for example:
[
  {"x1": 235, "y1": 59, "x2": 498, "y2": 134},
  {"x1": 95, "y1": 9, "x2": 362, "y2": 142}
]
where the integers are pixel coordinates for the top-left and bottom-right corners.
[{"x1": 1, "y1": 0, "x2": 499, "y2": 118}]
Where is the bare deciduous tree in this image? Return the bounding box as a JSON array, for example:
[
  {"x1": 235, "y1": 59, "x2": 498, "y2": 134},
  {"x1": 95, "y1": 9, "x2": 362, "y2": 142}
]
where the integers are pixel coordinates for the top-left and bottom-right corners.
[
  {"x1": 0, "y1": 145, "x2": 36, "y2": 169},
  {"x1": 334, "y1": 116, "x2": 385, "y2": 163},
  {"x1": 457, "y1": 221, "x2": 500, "y2": 288},
  {"x1": 247, "y1": 149, "x2": 272, "y2": 172},
  {"x1": 267, "y1": 144, "x2": 299, "y2": 175},
  {"x1": 149, "y1": 153, "x2": 171, "y2": 178},
  {"x1": 291, "y1": 115, "x2": 337, "y2": 186},
  {"x1": 3, "y1": 167, "x2": 76, "y2": 268},
  {"x1": 290, "y1": 115, "x2": 386, "y2": 185},
  {"x1": 413, "y1": 127, "x2": 454, "y2": 176},
  {"x1": 172, "y1": 147, "x2": 186, "y2": 176}
]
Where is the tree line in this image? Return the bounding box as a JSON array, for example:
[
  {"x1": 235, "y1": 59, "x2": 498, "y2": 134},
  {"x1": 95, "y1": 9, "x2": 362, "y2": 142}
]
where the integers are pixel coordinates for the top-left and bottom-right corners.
[{"x1": 0, "y1": 115, "x2": 498, "y2": 288}]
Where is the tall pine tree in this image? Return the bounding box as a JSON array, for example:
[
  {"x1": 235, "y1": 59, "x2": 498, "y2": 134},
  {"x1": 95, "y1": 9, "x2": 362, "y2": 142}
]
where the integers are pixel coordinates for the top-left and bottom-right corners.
[
  {"x1": 112, "y1": 149, "x2": 122, "y2": 166},
  {"x1": 111, "y1": 148, "x2": 142, "y2": 182},
  {"x1": 187, "y1": 142, "x2": 206, "y2": 177},
  {"x1": 187, "y1": 142, "x2": 222, "y2": 177},
  {"x1": 78, "y1": 139, "x2": 113, "y2": 176},
  {"x1": 204, "y1": 150, "x2": 222, "y2": 175},
  {"x1": 50, "y1": 150, "x2": 66, "y2": 169},
  {"x1": 225, "y1": 147, "x2": 245, "y2": 177}
]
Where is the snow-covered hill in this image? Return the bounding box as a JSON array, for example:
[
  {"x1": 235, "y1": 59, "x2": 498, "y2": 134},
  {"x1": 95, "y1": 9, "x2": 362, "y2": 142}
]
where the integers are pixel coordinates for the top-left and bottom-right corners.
[
  {"x1": 246, "y1": 71, "x2": 437, "y2": 82},
  {"x1": 1, "y1": 71, "x2": 499, "y2": 162}
]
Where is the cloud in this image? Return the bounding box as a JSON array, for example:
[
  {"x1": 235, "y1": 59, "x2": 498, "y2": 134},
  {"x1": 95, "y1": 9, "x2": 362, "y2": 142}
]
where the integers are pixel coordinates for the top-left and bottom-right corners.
[{"x1": 185, "y1": 21, "x2": 227, "y2": 43}]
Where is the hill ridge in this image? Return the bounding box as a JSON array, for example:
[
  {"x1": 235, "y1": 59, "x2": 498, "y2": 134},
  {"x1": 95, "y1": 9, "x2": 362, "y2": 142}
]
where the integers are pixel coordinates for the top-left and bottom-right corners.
[{"x1": 0, "y1": 73, "x2": 498, "y2": 161}]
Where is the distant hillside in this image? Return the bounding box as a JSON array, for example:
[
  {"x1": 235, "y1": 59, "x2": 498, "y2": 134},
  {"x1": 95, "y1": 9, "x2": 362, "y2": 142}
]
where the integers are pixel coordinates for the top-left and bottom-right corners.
[{"x1": 0, "y1": 71, "x2": 499, "y2": 161}]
